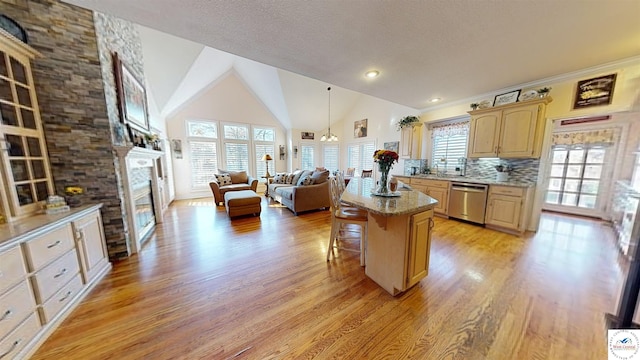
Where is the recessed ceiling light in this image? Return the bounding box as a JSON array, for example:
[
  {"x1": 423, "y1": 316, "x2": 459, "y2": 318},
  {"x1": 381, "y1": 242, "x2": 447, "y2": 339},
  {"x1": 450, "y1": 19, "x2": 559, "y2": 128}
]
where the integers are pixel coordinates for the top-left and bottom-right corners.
[
  {"x1": 430, "y1": 98, "x2": 441, "y2": 103},
  {"x1": 365, "y1": 70, "x2": 380, "y2": 78}
]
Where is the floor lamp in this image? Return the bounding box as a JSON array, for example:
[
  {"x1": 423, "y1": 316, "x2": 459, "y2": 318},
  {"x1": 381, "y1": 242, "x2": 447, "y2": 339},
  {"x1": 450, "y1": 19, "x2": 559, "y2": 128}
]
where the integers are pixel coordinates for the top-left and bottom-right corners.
[{"x1": 261, "y1": 154, "x2": 273, "y2": 177}]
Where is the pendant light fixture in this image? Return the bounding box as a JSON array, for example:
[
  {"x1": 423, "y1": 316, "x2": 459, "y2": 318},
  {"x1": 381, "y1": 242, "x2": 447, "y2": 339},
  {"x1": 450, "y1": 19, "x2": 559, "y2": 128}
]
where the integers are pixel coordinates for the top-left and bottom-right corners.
[{"x1": 320, "y1": 87, "x2": 338, "y2": 142}]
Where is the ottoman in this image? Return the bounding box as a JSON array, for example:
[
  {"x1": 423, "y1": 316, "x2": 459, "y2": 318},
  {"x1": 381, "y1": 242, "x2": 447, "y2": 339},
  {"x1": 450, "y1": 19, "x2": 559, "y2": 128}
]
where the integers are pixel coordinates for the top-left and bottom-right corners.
[{"x1": 224, "y1": 190, "x2": 261, "y2": 218}]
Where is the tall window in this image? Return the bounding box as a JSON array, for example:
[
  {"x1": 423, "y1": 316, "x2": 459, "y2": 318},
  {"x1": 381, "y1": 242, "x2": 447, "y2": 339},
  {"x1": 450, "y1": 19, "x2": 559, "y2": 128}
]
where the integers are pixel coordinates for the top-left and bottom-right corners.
[
  {"x1": 347, "y1": 142, "x2": 375, "y2": 175},
  {"x1": 254, "y1": 127, "x2": 275, "y2": 179},
  {"x1": 431, "y1": 121, "x2": 469, "y2": 173},
  {"x1": 187, "y1": 120, "x2": 218, "y2": 188},
  {"x1": 300, "y1": 143, "x2": 315, "y2": 170},
  {"x1": 323, "y1": 144, "x2": 339, "y2": 172},
  {"x1": 223, "y1": 124, "x2": 249, "y2": 171}
]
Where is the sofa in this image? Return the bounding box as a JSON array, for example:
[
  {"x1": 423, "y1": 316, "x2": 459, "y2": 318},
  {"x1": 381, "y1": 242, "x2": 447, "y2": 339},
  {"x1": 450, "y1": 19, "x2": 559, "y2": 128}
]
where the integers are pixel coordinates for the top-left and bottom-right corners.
[
  {"x1": 209, "y1": 170, "x2": 258, "y2": 206},
  {"x1": 268, "y1": 169, "x2": 331, "y2": 215}
]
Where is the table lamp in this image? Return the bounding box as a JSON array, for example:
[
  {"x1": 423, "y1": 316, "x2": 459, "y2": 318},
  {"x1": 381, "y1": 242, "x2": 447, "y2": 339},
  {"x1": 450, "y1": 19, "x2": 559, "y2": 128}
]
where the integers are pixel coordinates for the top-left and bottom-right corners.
[{"x1": 261, "y1": 154, "x2": 273, "y2": 177}]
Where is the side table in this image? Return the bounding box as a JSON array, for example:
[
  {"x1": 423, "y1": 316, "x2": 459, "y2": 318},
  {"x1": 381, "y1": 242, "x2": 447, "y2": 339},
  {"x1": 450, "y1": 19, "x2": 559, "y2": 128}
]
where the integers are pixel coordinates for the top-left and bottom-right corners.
[{"x1": 262, "y1": 175, "x2": 274, "y2": 196}]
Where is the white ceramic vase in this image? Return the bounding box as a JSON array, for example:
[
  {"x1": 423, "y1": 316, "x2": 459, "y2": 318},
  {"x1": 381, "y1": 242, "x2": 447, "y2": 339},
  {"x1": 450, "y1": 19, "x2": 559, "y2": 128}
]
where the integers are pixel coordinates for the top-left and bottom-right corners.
[{"x1": 496, "y1": 172, "x2": 509, "y2": 182}]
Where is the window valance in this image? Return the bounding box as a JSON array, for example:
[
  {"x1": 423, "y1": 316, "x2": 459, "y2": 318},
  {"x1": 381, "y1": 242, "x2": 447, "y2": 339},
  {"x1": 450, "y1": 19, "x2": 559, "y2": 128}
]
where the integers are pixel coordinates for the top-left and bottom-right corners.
[
  {"x1": 431, "y1": 121, "x2": 469, "y2": 139},
  {"x1": 551, "y1": 128, "x2": 616, "y2": 148}
]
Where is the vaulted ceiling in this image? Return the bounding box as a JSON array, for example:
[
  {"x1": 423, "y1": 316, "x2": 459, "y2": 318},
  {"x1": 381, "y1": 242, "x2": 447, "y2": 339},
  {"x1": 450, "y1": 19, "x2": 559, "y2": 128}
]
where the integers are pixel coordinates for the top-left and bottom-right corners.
[{"x1": 65, "y1": 0, "x2": 640, "y2": 132}]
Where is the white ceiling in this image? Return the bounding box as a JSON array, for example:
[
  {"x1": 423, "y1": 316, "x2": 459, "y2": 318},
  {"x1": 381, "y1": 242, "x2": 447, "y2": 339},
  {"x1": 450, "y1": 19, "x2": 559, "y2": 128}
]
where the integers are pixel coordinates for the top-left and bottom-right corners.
[{"x1": 64, "y1": 0, "x2": 640, "y2": 131}]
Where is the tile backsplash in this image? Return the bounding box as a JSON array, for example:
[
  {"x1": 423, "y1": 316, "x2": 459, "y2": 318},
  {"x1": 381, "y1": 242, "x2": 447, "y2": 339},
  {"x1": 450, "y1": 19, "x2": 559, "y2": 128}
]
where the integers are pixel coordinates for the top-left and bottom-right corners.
[{"x1": 403, "y1": 158, "x2": 540, "y2": 184}]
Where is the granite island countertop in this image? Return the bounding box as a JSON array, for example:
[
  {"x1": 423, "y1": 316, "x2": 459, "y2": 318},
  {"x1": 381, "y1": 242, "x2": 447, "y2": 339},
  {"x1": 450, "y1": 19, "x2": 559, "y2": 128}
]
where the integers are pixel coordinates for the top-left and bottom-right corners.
[
  {"x1": 341, "y1": 177, "x2": 438, "y2": 216},
  {"x1": 394, "y1": 174, "x2": 535, "y2": 188}
]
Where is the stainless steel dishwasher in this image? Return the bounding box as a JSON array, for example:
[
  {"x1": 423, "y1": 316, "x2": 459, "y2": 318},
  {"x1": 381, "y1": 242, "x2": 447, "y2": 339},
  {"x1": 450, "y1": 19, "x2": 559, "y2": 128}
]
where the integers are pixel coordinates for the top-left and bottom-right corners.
[{"x1": 448, "y1": 182, "x2": 488, "y2": 224}]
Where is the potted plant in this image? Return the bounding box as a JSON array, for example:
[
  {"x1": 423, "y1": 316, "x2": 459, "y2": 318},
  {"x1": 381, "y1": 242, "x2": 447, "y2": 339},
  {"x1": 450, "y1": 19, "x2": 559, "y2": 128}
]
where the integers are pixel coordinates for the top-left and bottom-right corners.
[
  {"x1": 396, "y1": 115, "x2": 420, "y2": 131},
  {"x1": 495, "y1": 163, "x2": 513, "y2": 182},
  {"x1": 470, "y1": 103, "x2": 480, "y2": 110},
  {"x1": 537, "y1": 87, "x2": 551, "y2": 97}
]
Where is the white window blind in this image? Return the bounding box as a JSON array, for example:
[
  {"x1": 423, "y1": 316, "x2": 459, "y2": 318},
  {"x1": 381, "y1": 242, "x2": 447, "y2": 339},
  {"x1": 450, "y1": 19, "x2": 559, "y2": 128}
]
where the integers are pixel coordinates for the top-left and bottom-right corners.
[
  {"x1": 225, "y1": 143, "x2": 249, "y2": 171},
  {"x1": 255, "y1": 144, "x2": 275, "y2": 179},
  {"x1": 189, "y1": 141, "x2": 218, "y2": 188},
  {"x1": 301, "y1": 144, "x2": 315, "y2": 170},
  {"x1": 347, "y1": 142, "x2": 375, "y2": 175},
  {"x1": 323, "y1": 144, "x2": 339, "y2": 172},
  {"x1": 431, "y1": 122, "x2": 469, "y2": 173}
]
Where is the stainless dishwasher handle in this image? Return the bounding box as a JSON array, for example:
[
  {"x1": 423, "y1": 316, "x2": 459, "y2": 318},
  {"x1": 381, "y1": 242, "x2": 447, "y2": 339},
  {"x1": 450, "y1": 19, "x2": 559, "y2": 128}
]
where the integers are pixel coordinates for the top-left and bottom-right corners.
[{"x1": 451, "y1": 187, "x2": 486, "y2": 193}]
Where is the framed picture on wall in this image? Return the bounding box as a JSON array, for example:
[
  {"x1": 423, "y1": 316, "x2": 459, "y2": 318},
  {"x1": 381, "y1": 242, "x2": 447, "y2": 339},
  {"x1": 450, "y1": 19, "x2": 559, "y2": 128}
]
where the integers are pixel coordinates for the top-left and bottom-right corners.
[
  {"x1": 573, "y1": 73, "x2": 617, "y2": 110},
  {"x1": 493, "y1": 90, "x2": 520, "y2": 106},
  {"x1": 301, "y1": 131, "x2": 314, "y2": 140},
  {"x1": 384, "y1": 141, "x2": 399, "y2": 153},
  {"x1": 113, "y1": 52, "x2": 149, "y2": 132},
  {"x1": 354, "y1": 118, "x2": 367, "y2": 138}
]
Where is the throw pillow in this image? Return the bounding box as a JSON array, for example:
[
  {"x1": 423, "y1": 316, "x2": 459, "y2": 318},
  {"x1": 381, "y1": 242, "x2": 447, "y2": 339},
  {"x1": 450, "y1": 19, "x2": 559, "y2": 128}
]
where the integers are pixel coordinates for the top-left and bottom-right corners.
[
  {"x1": 290, "y1": 169, "x2": 304, "y2": 185},
  {"x1": 310, "y1": 170, "x2": 330, "y2": 184},
  {"x1": 273, "y1": 173, "x2": 287, "y2": 184},
  {"x1": 285, "y1": 173, "x2": 296, "y2": 184},
  {"x1": 218, "y1": 169, "x2": 248, "y2": 184},
  {"x1": 297, "y1": 174, "x2": 314, "y2": 186},
  {"x1": 214, "y1": 173, "x2": 232, "y2": 186}
]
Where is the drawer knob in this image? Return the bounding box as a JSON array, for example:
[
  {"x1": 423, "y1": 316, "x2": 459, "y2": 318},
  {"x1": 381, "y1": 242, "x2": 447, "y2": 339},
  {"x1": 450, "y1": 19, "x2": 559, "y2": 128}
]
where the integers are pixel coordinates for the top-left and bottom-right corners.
[
  {"x1": 0, "y1": 339, "x2": 21, "y2": 359},
  {"x1": 54, "y1": 268, "x2": 68, "y2": 279},
  {"x1": 47, "y1": 240, "x2": 62, "y2": 249},
  {"x1": 59, "y1": 290, "x2": 73, "y2": 302},
  {"x1": 0, "y1": 309, "x2": 12, "y2": 321}
]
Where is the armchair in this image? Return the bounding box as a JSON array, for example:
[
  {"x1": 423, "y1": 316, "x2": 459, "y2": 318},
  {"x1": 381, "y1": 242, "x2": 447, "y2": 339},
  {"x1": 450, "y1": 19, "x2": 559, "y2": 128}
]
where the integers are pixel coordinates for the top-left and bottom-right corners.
[{"x1": 209, "y1": 170, "x2": 258, "y2": 205}]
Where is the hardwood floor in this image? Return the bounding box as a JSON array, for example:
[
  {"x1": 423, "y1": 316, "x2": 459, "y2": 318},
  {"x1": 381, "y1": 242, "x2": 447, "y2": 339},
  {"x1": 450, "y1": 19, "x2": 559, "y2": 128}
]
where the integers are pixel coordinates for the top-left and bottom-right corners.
[{"x1": 31, "y1": 197, "x2": 625, "y2": 359}]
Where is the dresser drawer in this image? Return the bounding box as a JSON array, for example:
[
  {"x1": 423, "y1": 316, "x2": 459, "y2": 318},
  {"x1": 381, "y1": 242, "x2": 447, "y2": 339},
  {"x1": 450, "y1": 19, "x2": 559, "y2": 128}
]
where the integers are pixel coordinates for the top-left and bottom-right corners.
[
  {"x1": 0, "y1": 313, "x2": 40, "y2": 360},
  {"x1": 489, "y1": 185, "x2": 525, "y2": 197},
  {"x1": 39, "y1": 274, "x2": 83, "y2": 324},
  {"x1": 31, "y1": 249, "x2": 80, "y2": 304},
  {"x1": 0, "y1": 246, "x2": 27, "y2": 294},
  {"x1": 23, "y1": 223, "x2": 75, "y2": 271},
  {"x1": 0, "y1": 281, "x2": 36, "y2": 341}
]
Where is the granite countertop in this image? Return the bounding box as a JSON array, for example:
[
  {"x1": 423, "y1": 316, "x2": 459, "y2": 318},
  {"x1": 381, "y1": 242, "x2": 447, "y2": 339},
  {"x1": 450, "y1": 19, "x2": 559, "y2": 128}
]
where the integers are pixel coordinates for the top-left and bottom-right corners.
[
  {"x1": 0, "y1": 204, "x2": 102, "y2": 250},
  {"x1": 395, "y1": 174, "x2": 535, "y2": 188},
  {"x1": 340, "y1": 177, "x2": 438, "y2": 216}
]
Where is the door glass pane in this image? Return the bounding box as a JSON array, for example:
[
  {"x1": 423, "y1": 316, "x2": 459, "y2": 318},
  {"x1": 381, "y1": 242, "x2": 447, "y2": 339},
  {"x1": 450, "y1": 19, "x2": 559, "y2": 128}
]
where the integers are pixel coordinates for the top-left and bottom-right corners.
[
  {"x1": 35, "y1": 181, "x2": 48, "y2": 202},
  {"x1": 27, "y1": 137, "x2": 41, "y2": 156},
  {"x1": 578, "y1": 195, "x2": 596, "y2": 209},
  {"x1": 552, "y1": 150, "x2": 567, "y2": 163},
  {"x1": 31, "y1": 160, "x2": 45, "y2": 179},
  {"x1": 21, "y1": 108, "x2": 35, "y2": 129},
  {"x1": 0, "y1": 103, "x2": 18, "y2": 126},
  {"x1": 6, "y1": 135, "x2": 24, "y2": 156},
  {"x1": 566, "y1": 165, "x2": 582, "y2": 178},
  {"x1": 550, "y1": 165, "x2": 565, "y2": 177},
  {"x1": 548, "y1": 178, "x2": 563, "y2": 191},
  {"x1": 0, "y1": 51, "x2": 7, "y2": 76},
  {"x1": 16, "y1": 184, "x2": 33, "y2": 205},
  {"x1": 581, "y1": 180, "x2": 600, "y2": 194},
  {"x1": 10, "y1": 58, "x2": 27, "y2": 85},
  {"x1": 0, "y1": 78, "x2": 11, "y2": 101},
  {"x1": 10, "y1": 160, "x2": 28, "y2": 181},
  {"x1": 16, "y1": 85, "x2": 31, "y2": 107},
  {"x1": 545, "y1": 191, "x2": 560, "y2": 204},
  {"x1": 583, "y1": 165, "x2": 602, "y2": 179},
  {"x1": 564, "y1": 179, "x2": 580, "y2": 192},
  {"x1": 568, "y1": 150, "x2": 584, "y2": 163},
  {"x1": 561, "y1": 193, "x2": 577, "y2": 206},
  {"x1": 586, "y1": 149, "x2": 605, "y2": 163}
]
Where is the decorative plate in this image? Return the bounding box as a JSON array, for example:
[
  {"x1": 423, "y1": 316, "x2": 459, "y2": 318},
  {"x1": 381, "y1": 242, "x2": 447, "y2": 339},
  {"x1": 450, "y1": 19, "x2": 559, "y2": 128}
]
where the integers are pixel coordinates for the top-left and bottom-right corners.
[
  {"x1": 370, "y1": 190, "x2": 402, "y2": 197},
  {"x1": 478, "y1": 100, "x2": 493, "y2": 109},
  {"x1": 519, "y1": 90, "x2": 538, "y2": 102}
]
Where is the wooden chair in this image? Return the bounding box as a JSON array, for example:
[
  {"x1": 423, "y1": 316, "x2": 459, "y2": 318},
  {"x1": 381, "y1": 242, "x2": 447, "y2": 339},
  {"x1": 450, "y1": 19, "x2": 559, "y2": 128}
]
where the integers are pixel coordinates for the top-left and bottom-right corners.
[
  {"x1": 335, "y1": 171, "x2": 347, "y2": 194},
  {"x1": 361, "y1": 169, "x2": 373, "y2": 178},
  {"x1": 327, "y1": 177, "x2": 368, "y2": 266},
  {"x1": 346, "y1": 167, "x2": 356, "y2": 177}
]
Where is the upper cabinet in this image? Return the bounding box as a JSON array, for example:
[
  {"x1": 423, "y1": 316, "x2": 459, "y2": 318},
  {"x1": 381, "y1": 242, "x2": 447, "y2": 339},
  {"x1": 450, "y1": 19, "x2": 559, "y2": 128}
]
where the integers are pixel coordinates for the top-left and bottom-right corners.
[
  {"x1": 0, "y1": 33, "x2": 54, "y2": 222},
  {"x1": 400, "y1": 123, "x2": 423, "y2": 159},
  {"x1": 467, "y1": 97, "x2": 552, "y2": 159}
]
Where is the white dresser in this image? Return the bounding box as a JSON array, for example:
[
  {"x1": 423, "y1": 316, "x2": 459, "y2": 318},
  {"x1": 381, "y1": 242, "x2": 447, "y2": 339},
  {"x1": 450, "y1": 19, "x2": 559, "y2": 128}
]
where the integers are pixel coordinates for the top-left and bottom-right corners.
[{"x1": 0, "y1": 204, "x2": 111, "y2": 359}]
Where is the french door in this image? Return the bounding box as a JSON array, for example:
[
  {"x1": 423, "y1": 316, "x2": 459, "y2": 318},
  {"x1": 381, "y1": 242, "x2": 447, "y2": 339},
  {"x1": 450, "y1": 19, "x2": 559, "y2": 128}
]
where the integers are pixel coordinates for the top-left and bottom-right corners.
[{"x1": 543, "y1": 147, "x2": 611, "y2": 217}]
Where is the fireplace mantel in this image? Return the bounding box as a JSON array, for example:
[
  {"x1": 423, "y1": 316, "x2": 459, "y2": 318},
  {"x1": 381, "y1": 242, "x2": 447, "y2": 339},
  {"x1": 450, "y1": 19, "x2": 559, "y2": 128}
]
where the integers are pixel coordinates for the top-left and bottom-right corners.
[{"x1": 114, "y1": 145, "x2": 165, "y2": 254}]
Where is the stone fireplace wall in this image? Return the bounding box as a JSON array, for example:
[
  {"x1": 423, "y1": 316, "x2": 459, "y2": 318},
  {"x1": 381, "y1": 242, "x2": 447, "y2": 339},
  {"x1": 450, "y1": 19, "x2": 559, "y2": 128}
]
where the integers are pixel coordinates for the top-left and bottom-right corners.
[{"x1": 0, "y1": 0, "x2": 143, "y2": 259}]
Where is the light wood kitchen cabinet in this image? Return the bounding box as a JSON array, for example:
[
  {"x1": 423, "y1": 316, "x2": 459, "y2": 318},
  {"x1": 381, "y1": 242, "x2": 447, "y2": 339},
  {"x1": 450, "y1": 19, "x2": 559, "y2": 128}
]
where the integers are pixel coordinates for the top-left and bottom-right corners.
[
  {"x1": 485, "y1": 185, "x2": 533, "y2": 233},
  {"x1": 400, "y1": 123, "x2": 423, "y2": 159},
  {"x1": 467, "y1": 98, "x2": 551, "y2": 159},
  {"x1": 406, "y1": 210, "x2": 434, "y2": 288},
  {"x1": 411, "y1": 178, "x2": 449, "y2": 215},
  {"x1": 0, "y1": 204, "x2": 111, "y2": 359}
]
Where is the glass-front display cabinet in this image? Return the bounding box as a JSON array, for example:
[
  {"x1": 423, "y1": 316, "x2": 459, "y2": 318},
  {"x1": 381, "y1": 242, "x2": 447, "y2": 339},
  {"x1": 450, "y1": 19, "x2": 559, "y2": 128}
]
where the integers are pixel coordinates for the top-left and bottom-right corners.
[{"x1": 0, "y1": 30, "x2": 53, "y2": 223}]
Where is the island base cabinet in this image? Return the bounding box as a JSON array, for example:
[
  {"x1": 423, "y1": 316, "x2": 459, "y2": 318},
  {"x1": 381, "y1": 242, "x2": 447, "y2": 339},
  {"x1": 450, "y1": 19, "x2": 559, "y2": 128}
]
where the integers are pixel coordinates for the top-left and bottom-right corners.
[{"x1": 366, "y1": 209, "x2": 434, "y2": 296}]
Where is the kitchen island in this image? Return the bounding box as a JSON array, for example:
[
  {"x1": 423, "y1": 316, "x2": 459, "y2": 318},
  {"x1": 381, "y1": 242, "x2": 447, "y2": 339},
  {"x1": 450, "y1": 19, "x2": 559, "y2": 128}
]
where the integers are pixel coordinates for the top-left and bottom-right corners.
[{"x1": 341, "y1": 178, "x2": 438, "y2": 295}]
